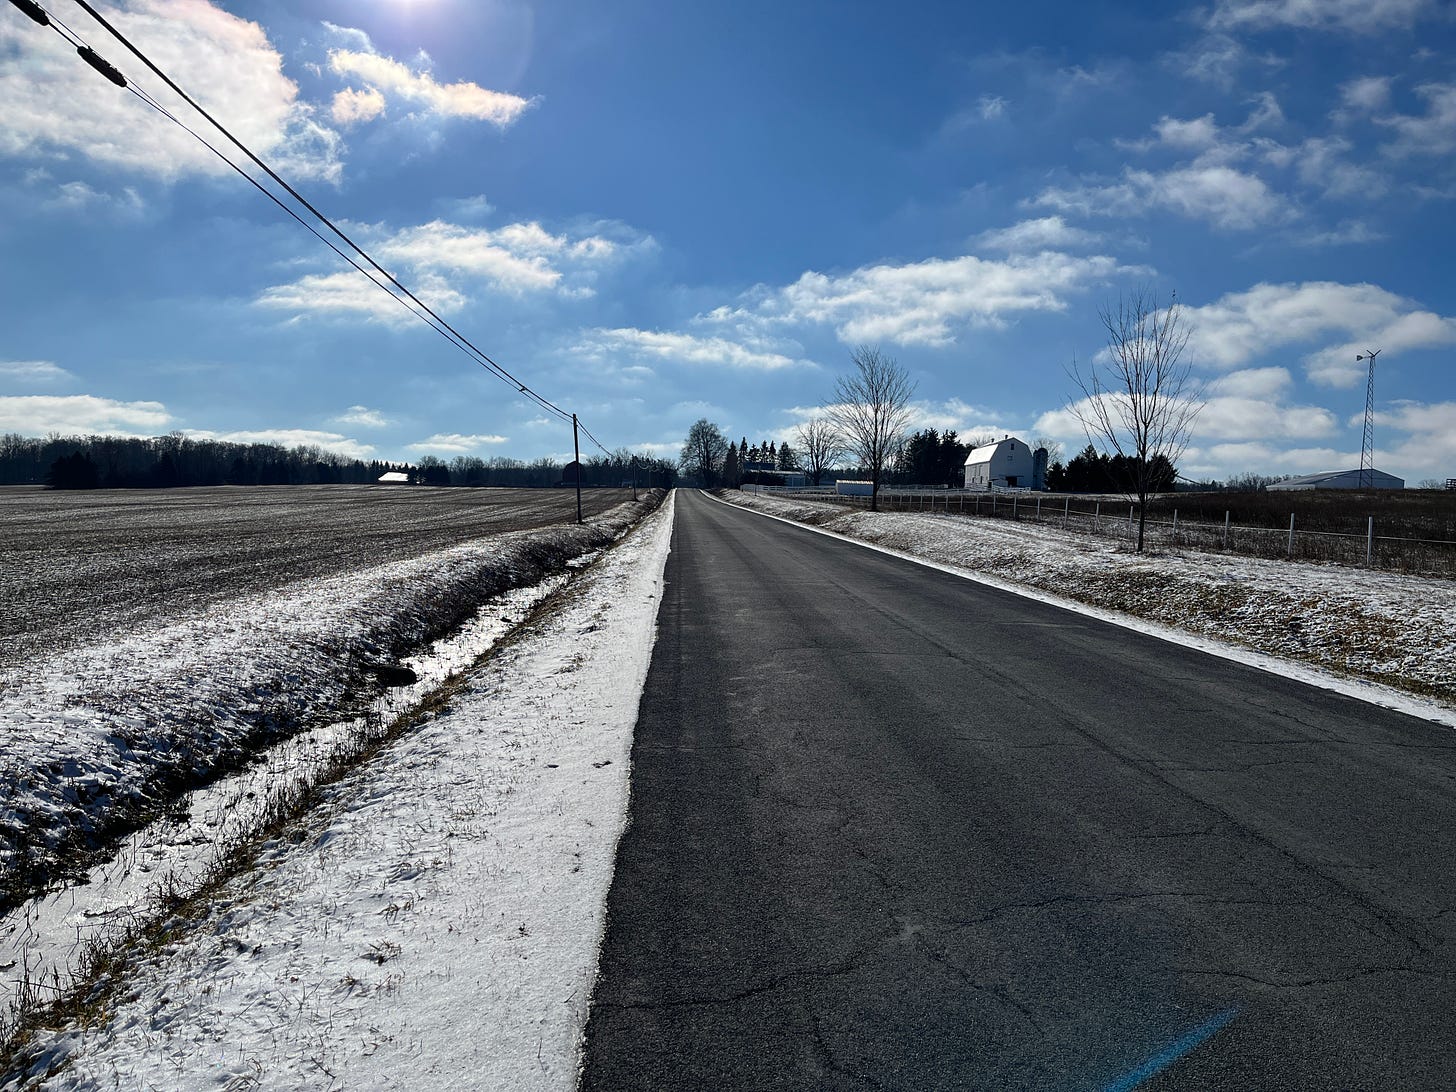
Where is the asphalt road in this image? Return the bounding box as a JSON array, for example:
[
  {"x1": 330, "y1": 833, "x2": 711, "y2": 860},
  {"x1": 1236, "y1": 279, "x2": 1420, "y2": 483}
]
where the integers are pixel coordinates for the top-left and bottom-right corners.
[
  {"x1": 582, "y1": 488, "x2": 1456, "y2": 1090},
  {"x1": 0, "y1": 484, "x2": 629, "y2": 662}
]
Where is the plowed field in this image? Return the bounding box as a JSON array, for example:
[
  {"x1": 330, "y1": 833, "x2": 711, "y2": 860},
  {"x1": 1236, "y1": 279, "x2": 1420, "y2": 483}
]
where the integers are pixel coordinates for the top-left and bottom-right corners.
[{"x1": 2, "y1": 485, "x2": 630, "y2": 661}]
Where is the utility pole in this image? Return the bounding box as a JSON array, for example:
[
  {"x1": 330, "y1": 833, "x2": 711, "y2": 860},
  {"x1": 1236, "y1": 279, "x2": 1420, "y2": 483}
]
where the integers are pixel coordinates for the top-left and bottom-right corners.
[
  {"x1": 1356, "y1": 348, "x2": 1381, "y2": 491},
  {"x1": 631, "y1": 455, "x2": 638, "y2": 501},
  {"x1": 572, "y1": 413, "x2": 582, "y2": 524}
]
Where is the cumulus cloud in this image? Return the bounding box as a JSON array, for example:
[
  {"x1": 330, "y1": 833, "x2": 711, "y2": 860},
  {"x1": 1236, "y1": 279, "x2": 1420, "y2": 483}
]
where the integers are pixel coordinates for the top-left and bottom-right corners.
[
  {"x1": 1374, "y1": 401, "x2": 1456, "y2": 473},
  {"x1": 0, "y1": 0, "x2": 343, "y2": 183},
  {"x1": 407, "y1": 433, "x2": 508, "y2": 453},
  {"x1": 328, "y1": 48, "x2": 533, "y2": 127},
  {"x1": 1215, "y1": 366, "x2": 1292, "y2": 398},
  {"x1": 1206, "y1": 0, "x2": 1436, "y2": 32},
  {"x1": 974, "y1": 217, "x2": 1103, "y2": 253},
  {"x1": 577, "y1": 328, "x2": 809, "y2": 372},
  {"x1": 1033, "y1": 165, "x2": 1289, "y2": 231},
  {"x1": 0, "y1": 360, "x2": 75, "y2": 385},
  {"x1": 1339, "y1": 76, "x2": 1394, "y2": 116},
  {"x1": 256, "y1": 216, "x2": 644, "y2": 321},
  {"x1": 0, "y1": 394, "x2": 171, "y2": 435},
  {"x1": 759, "y1": 251, "x2": 1135, "y2": 347},
  {"x1": 331, "y1": 86, "x2": 386, "y2": 126},
  {"x1": 1377, "y1": 83, "x2": 1456, "y2": 158},
  {"x1": 1180, "y1": 281, "x2": 1456, "y2": 387},
  {"x1": 254, "y1": 269, "x2": 468, "y2": 325},
  {"x1": 187, "y1": 428, "x2": 374, "y2": 459},
  {"x1": 332, "y1": 405, "x2": 390, "y2": 428}
]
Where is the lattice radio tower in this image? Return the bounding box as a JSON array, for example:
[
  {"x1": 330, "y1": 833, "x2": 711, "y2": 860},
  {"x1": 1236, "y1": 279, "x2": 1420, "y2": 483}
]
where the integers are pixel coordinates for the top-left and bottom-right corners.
[{"x1": 1356, "y1": 348, "x2": 1381, "y2": 490}]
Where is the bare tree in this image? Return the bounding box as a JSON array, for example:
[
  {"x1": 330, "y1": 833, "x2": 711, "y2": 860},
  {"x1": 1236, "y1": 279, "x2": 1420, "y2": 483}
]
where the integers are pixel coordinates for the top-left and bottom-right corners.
[
  {"x1": 1068, "y1": 288, "x2": 1204, "y2": 552},
  {"x1": 828, "y1": 346, "x2": 917, "y2": 512},
  {"x1": 794, "y1": 417, "x2": 846, "y2": 486},
  {"x1": 680, "y1": 418, "x2": 729, "y2": 487}
]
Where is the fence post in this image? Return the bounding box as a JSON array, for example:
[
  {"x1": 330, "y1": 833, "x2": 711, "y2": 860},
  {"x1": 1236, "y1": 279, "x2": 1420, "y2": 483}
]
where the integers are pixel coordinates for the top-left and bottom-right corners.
[
  {"x1": 1223, "y1": 511, "x2": 1230, "y2": 549},
  {"x1": 1172, "y1": 508, "x2": 1178, "y2": 545},
  {"x1": 1367, "y1": 516, "x2": 1374, "y2": 567},
  {"x1": 1036, "y1": 495, "x2": 1041, "y2": 520},
  {"x1": 1064, "y1": 497, "x2": 1069, "y2": 529},
  {"x1": 1288, "y1": 513, "x2": 1295, "y2": 558},
  {"x1": 1129, "y1": 505, "x2": 1134, "y2": 541},
  {"x1": 1095, "y1": 501, "x2": 1100, "y2": 530},
  {"x1": 1013, "y1": 495, "x2": 1019, "y2": 520}
]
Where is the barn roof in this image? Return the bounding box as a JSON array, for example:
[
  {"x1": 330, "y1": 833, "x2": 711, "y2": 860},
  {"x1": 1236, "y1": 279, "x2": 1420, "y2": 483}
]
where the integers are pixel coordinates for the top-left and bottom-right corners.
[
  {"x1": 964, "y1": 437, "x2": 1024, "y2": 466},
  {"x1": 1267, "y1": 468, "x2": 1404, "y2": 490}
]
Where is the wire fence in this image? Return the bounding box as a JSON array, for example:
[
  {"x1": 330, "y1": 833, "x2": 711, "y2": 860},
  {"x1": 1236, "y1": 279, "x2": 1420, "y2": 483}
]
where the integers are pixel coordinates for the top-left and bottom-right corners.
[{"x1": 745, "y1": 486, "x2": 1456, "y2": 578}]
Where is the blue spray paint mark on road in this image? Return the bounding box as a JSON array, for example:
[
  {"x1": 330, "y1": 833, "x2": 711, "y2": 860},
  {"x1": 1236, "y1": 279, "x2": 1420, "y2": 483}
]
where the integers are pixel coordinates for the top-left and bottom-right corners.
[{"x1": 1103, "y1": 1006, "x2": 1240, "y2": 1092}]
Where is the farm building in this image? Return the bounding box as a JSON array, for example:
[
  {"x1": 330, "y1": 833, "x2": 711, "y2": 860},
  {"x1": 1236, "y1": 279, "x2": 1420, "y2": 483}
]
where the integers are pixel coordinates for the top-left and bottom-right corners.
[
  {"x1": 836, "y1": 480, "x2": 874, "y2": 497},
  {"x1": 1268, "y1": 468, "x2": 1405, "y2": 491},
  {"x1": 964, "y1": 437, "x2": 1045, "y2": 490},
  {"x1": 377, "y1": 471, "x2": 410, "y2": 484}
]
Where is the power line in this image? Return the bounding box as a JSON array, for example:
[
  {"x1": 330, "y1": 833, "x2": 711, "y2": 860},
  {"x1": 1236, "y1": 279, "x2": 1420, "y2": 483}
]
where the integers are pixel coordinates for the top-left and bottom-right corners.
[
  {"x1": 65, "y1": 0, "x2": 575, "y2": 425},
  {"x1": 13, "y1": 0, "x2": 629, "y2": 452}
]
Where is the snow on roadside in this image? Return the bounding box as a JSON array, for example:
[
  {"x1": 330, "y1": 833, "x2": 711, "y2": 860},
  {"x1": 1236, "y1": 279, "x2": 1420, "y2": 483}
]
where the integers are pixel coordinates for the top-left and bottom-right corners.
[
  {"x1": 6, "y1": 492, "x2": 675, "y2": 1091},
  {"x1": 718, "y1": 491, "x2": 1456, "y2": 718},
  {"x1": 0, "y1": 500, "x2": 656, "y2": 906}
]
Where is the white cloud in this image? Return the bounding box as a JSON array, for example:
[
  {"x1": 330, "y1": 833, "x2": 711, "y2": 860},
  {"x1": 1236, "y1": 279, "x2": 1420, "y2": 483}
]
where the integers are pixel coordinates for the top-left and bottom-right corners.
[
  {"x1": 974, "y1": 217, "x2": 1103, "y2": 253},
  {"x1": 1373, "y1": 401, "x2": 1456, "y2": 474},
  {"x1": 38, "y1": 180, "x2": 146, "y2": 215},
  {"x1": 378, "y1": 220, "x2": 619, "y2": 296},
  {"x1": 977, "y1": 95, "x2": 1008, "y2": 121},
  {"x1": 578, "y1": 328, "x2": 809, "y2": 372},
  {"x1": 407, "y1": 433, "x2": 508, "y2": 453},
  {"x1": 1339, "y1": 76, "x2": 1394, "y2": 115},
  {"x1": 1304, "y1": 309, "x2": 1456, "y2": 386},
  {"x1": 0, "y1": 394, "x2": 171, "y2": 435},
  {"x1": 332, "y1": 405, "x2": 390, "y2": 428},
  {"x1": 187, "y1": 428, "x2": 374, "y2": 459},
  {"x1": 1263, "y1": 136, "x2": 1388, "y2": 200},
  {"x1": 1033, "y1": 165, "x2": 1289, "y2": 230},
  {"x1": 0, "y1": 360, "x2": 75, "y2": 385},
  {"x1": 1215, "y1": 366, "x2": 1292, "y2": 398},
  {"x1": 256, "y1": 216, "x2": 648, "y2": 321},
  {"x1": 1378, "y1": 83, "x2": 1456, "y2": 158},
  {"x1": 763, "y1": 251, "x2": 1134, "y2": 347},
  {"x1": 255, "y1": 269, "x2": 468, "y2": 324},
  {"x1": 1197, "y1": 396, "x2": 1337, "y2": 440},
  {"x1": 331, "y1": 86, "x2": 386, "y2": 126},
  {"x1": 1207, "y1": 0, "x2": 1435, "y2": 32},
  {"x1": 0, "y1": 0, "x2": 343, "y2": 183},
  {"x1": 1294, "y1": 220, "x2": 1385, "y2": 247},
  {"x1": 1180, "y1": 281, "x2": 1456, "y2": 387},
  {"x1": 328, "y1": 49, "x2": 533, "y2": 127}
]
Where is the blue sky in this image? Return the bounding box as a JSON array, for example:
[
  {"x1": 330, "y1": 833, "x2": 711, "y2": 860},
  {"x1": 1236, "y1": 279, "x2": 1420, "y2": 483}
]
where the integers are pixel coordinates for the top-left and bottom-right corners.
[{"x1": 2, "y1": 0, "x2": 1454, "y2": 483}]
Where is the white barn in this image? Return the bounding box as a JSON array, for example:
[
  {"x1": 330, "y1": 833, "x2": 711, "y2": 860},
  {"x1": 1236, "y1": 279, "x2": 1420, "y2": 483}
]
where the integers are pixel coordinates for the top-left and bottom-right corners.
[
  {"x1": 1268, "y1": 468, "x2": 1404, "y2": 491},
  {"x1": 964, "y1": 437, "x2": 1038, "y2": 490}
]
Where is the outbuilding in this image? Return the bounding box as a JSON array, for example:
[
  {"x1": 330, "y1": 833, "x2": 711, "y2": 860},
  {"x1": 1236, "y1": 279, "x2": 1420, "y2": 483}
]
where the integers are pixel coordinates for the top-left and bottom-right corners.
[
  {"x1": 1268, "y1": 468, "x2": 1404, "y2": 491},
  {"x1": 964, "y1": 437, "x2": 1040, "y2": 490}
]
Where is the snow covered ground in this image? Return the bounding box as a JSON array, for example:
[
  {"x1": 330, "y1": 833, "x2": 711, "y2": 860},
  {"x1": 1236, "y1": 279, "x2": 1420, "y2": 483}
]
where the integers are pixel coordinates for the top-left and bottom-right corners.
[
  {"x1": 717, "y1": 491, "x2": 1456, "y2": 721},
  {"x1": 3, "y1": 492, "x2": 674, "y2": 1090},
  {"x1": 0, "y1": 499, "x2": 655, "y2": 911}
]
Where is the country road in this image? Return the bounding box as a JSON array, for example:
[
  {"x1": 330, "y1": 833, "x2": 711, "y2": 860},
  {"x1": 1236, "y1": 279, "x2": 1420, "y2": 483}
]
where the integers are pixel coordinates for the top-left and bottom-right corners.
[{"x1": 582, "y1": 488, "x2": 1456, "y2": 1090}]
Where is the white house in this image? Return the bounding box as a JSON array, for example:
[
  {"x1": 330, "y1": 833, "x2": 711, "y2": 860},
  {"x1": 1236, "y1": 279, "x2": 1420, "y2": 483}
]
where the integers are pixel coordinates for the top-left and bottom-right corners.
[
  {"x1": 1268, "y1": 468, "x2": 1404, "y2": 491},
  {"x1": 964, "y1": 437, "x2": 1038, "y2": 490}
]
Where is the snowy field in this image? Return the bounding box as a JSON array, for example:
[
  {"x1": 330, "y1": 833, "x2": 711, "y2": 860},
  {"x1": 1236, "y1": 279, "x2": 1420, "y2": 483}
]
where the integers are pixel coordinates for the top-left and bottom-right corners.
[
  {"x1": 0, "y1": 493, "x2": 657, "y2": 915},
  {"x1": 1, "y1": 485, "x2": 631, "y2": 663},
  {"x1": 2, "y1": 493, "x2": 674, "y2": 1089},
  {"x1": 717, "y1": 491, "x2": 1456, "y2": 720}
]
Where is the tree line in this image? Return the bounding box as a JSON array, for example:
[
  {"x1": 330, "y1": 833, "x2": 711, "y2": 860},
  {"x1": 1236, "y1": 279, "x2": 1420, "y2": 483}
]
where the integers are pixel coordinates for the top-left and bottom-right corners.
[{"x1": 3, "y1": 433, "x2": 677, "y2": 491}]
